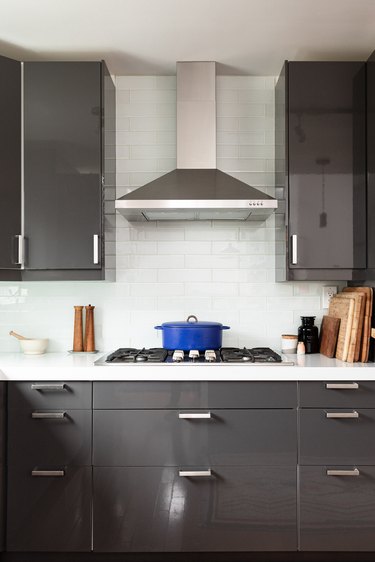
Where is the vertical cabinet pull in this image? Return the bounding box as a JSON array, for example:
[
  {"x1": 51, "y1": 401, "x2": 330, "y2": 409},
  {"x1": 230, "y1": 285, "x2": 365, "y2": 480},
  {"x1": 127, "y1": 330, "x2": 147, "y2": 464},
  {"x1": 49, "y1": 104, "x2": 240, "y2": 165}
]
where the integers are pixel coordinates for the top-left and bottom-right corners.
[
  {"x1": 325, "y1": 383, "x2": 359, "y2": 390},
  {"x1": 14, "y1": 234, "x2": 23, "y2": 266},
  {"x1": 291, "y1": 234, "x2": 298, "y2": 265},
  {"x1": 93, "y1": 234, "x2": 99, "y2": 264}
]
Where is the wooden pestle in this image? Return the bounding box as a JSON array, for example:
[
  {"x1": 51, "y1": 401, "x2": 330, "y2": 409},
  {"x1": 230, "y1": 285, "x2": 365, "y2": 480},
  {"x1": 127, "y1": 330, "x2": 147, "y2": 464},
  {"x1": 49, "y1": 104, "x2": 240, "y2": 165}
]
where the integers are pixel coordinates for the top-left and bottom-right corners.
[
  {"x1": 73, "y1": 306, "x2": 84, "y2": 352},
  {"x1": 84, "y1": 305, "x2": 96, "y2": 352}
]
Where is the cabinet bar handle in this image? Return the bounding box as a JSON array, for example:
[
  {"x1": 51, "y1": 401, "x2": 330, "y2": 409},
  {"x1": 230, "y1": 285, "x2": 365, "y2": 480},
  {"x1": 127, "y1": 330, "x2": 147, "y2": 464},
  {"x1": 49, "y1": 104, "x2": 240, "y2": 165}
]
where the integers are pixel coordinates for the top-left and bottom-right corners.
[
  {"x1": 31, "y1": 412, "x2": 66, "y2": 419},
  {"x1": 179, "y1": 470, "x2": 212, "y2": 477},
  {"x1": 93, "y1": 234, "x2": 99, "y2": 264},
  {"x1": 178, "y1": 412, "x2": 212, "y2": 419},
  {"x1": 326, "y1": 411, "x2": 359, "y2": 419},
  {"x1": 14, "y1": 235, "x2": 23, "y2": 266},
  {"x1": 31, "y1": 383, "x2": 66, "y2": 392},
  {"x1": 31, "y1": 470, "x2": 65, "y2": 477},
  {"x1": 325, "y1": 382, "x2": 359, "y2": 390},
  {"x1": 291, "y1": 234, "x2": 298, "y2": 265},
  {"x1": 326, "y1": 469, "x2": 360, "y2": 477}
]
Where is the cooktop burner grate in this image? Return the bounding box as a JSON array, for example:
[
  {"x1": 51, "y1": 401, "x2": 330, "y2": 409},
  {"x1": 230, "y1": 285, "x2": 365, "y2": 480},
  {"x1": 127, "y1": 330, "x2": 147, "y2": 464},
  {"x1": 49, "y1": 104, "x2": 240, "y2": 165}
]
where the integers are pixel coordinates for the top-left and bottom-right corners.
[{"x1": 106, "y1": 348, "x2": 169, "y2": 363}]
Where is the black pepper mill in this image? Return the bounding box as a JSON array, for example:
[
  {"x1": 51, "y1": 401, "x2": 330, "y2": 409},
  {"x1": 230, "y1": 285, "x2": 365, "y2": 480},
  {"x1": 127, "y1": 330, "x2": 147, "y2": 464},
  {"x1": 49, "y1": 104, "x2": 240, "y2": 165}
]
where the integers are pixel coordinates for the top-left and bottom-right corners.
[{"x1": 298, "y1": 316, "x2": 319, "y2": 354}]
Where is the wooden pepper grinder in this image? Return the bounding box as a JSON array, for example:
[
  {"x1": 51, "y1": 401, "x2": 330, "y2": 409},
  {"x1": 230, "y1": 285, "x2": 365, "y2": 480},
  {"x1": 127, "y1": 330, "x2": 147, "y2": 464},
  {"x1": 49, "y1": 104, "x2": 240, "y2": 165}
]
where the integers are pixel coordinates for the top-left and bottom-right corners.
[
  {"x1": 84, "y1": 305, "x2": 96, "y2": 352},
  {"x1": 73, "y1": 306, "x2": 84, "y2": 352}
]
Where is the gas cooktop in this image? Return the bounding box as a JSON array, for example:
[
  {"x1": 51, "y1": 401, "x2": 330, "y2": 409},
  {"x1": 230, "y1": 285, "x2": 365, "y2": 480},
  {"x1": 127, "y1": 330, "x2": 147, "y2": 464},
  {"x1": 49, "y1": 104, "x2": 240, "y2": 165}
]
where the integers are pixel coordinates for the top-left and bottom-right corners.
[{"x1": 96, "y1": 347, "x2": 294, "y2": 365}]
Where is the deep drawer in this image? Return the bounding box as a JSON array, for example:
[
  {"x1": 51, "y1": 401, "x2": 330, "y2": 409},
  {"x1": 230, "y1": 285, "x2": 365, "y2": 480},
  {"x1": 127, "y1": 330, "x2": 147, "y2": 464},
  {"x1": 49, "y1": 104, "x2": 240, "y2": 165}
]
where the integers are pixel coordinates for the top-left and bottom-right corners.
[
  {"x1": 299, "y1": 409, "x2": 375, "y2": 465},
  {"x1": 93, "y1": 381, "x2": 297, "y2": 409},
  {"x1": 8, "y1": 409, "x2": 92, "y2": 467},
  {"x1": 8, "y1": 382, "x2": 92, "y2": 410},
  {"x1": 93, "y1": 409, "x2": 297, "y2": 466},
  {"x1": 299, "y1": 381, "x2": 375, "y2": 408},
  {"x1": 300, "y1": 465, "x2": 375, "y2": 551},
  {"x1": 7, "y1": 465, "x2": 92, "y2": 552},
  {"x1": 93, "y1": 466, "x2": 296, "y2": 552}
]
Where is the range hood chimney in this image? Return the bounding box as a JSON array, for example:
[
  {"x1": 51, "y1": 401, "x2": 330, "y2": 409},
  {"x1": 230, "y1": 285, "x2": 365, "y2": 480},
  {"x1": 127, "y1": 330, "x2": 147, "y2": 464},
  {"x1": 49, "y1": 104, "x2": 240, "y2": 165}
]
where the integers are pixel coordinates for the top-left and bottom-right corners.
[{"x1": 115, "y1": 62, "x2": 277, "y2": 221}]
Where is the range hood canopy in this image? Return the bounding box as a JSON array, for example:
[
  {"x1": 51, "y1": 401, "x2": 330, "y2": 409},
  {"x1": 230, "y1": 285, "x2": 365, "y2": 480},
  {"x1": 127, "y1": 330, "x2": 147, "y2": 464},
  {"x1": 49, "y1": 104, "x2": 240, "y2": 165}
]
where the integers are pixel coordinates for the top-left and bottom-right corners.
[{"x1": 116, "y1": 62, "x2": 277, "y2": 222}]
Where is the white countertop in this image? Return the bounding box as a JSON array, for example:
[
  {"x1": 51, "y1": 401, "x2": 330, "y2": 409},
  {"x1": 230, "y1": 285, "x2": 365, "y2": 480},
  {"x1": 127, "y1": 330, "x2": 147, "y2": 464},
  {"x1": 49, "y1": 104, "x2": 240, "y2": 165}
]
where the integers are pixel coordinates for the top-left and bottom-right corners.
[{"x1": 0, "y1": 351, "x2": 374, "y2": 381}]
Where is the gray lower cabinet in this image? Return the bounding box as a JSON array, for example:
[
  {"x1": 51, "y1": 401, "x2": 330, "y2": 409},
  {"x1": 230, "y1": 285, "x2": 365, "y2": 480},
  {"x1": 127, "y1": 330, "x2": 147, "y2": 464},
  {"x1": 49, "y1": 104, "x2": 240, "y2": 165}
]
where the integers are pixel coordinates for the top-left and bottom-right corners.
[
  {"x1": 7, "y1": 466, "x2": 92, "y2": 552},
  {"x1": 93, "y1": 466, "x2": 297, "y2": 552},
  {"x1": 299, "y1": 466, "x2": 375, "y2": 551}
]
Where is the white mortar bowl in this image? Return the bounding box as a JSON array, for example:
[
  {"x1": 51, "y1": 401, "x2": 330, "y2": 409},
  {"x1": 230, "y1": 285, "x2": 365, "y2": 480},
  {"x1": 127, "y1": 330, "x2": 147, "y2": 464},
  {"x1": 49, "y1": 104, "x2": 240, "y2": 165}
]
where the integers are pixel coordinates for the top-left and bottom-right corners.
[{"x1": 19, "y1": 338, "x2": 49, "y2": 355}]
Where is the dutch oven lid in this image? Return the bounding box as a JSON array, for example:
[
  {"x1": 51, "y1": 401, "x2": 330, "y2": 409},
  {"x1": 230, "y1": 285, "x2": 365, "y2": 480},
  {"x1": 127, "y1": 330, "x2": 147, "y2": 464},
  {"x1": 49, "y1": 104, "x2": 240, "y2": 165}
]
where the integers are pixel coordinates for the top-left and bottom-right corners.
[{"x1": 159, "y1": 315, "x2": 227, "y2": 329}]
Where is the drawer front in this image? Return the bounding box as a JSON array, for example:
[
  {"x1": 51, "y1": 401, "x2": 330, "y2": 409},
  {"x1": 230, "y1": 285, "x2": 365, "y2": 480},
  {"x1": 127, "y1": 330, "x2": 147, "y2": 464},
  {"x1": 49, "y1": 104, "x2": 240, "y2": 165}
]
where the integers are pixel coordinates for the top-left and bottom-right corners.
[
  {"x1": 299, "y1": 381, "x2": 375, "y2": 408},
  {"x1": 93, "y1": 409, "x2": 296, "y2": 466},
  {"x1": 94, "y1": 381, "x2": 296, "y2": 409},
  {"x1": 7, "y1": 466, "x2": 92, "y2": 551},
  {"x1": 8, "y1": 381, "x2": 92, "y2": 410},
  {"x1": 93, "y1": 466, "x2": 296, "y2": 552},
  {"x1": 299, "y1": 409, "x2": 375, "y2": 465},
  {"x1": 8, "y1": 409, "x2": 92, "y2": 467},
  {"x1": 300, "y1": 466, "x2": 375, "y2": 551}
]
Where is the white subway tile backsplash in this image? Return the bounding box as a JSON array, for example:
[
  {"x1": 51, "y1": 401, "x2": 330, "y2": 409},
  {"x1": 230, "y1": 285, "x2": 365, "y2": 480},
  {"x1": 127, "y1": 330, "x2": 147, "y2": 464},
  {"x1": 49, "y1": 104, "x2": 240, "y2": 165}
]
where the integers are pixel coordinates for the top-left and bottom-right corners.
[{"x1": 0, "y1": 75, "x2": 340, "y2": 353}]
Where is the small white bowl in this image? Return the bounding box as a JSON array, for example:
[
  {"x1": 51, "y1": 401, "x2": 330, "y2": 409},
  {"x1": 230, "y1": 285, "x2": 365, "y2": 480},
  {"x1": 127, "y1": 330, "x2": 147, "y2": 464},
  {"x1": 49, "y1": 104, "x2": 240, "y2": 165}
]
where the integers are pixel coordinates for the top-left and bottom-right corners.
[{"x1": 19, "y1": 338, "x2": 49, "y2": 355}]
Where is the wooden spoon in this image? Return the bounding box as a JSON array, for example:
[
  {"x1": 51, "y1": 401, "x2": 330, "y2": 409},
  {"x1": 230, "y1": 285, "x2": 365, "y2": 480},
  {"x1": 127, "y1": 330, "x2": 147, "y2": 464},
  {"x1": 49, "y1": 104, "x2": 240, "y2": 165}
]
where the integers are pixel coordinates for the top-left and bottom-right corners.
[{"x1": 9, "y1": 331, "x2": 30, "y2": 341}]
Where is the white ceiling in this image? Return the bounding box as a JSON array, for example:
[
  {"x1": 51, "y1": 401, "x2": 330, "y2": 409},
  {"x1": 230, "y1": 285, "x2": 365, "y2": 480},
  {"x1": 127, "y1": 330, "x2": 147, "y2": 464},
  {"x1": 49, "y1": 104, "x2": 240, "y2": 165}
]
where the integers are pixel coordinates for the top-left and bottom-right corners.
[{"x1": 1, "y1": 0, "x2": 375, "y2": 75}]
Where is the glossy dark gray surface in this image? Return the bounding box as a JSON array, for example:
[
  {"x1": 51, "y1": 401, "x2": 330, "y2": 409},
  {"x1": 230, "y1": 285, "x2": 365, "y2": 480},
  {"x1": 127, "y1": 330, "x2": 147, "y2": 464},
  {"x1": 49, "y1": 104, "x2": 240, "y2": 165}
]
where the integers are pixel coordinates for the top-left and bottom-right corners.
[
  {"x1": 93, "y1": 381, "x2": 297, "y2": 409},
  {"x1": 298, "y1": 381, "x2": 375, "y2": 408},
  {"x1": 93, "y1": 466, "x2": 297, "y2": 552},
  {"x1": 8, "y1": 382, "x2": 92, "y2": 410},
  {"x1": 299, "y1": 409, "x2": 375, "y2": 465},
  {"x1": 367, "y1": 50, "x2": 375, "y2": 270},
  {"x1": 0, "y1": 56, "x2": 21, "y2": 270},
  {"x1": 288, "y1": 62, "x2": 366, "y2": 270},
  {"x1": 299, "y1": 466, "x2": 375, "y2": 551},
  {"x1": 23, "y1": 62, "x2": 102, "y2": 270},
  {"x1": 93, "y1": 409, "x2": 296, "y2": 466},
  {"x1": 8, "y1": 409, "x2": 92, "y2": 467},
  {"x1": 7, "y1": 466, "x2": 92, "y2": 552}
]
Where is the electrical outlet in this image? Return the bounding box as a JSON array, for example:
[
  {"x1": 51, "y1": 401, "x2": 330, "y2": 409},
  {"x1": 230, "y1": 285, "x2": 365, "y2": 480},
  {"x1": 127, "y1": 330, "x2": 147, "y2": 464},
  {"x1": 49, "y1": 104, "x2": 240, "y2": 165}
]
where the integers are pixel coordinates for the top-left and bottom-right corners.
[{"x1": 322, "y1": 286, "x2": 338, "y2": 309}]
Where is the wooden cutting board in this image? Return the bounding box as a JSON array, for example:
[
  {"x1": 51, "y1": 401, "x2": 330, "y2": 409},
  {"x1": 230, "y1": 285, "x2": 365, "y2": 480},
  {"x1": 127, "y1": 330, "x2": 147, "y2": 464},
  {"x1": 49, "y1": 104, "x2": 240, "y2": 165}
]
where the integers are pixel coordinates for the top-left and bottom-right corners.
[
  {"x1": 328, "y1": 295, "x2": 355, "y2": 361},
  {"x1": 343, "y1": 287, "x2": 372, "y2": 362},
  {"x1": 335, "y1": 292, "x2": 364, "y2": 362},
  {"x1": 319, "y1": 315, "x2": 341, "y2": 358}
]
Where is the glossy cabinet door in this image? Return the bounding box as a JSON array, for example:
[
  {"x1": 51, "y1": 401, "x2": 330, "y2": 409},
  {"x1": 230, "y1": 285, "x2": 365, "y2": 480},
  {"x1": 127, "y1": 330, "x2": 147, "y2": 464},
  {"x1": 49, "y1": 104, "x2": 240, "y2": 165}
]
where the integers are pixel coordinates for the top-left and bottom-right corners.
[
  {"x1": 93, "y1": 466, "x2": 297, "y2": 552},
  {"x1": 288, "y1": 62, "x2": 366, "y2": 271},
  {"x1": 367, "y1": 50, "x2": 375, "y2": 270},
  {"x1": 0, "y1": 55, "x2": 21, "y2": 270},
  {"x1": 23, "y1": 62, "x2": 102, "y2": 270},
  {"x1": 300, "y1": 466, "x2": 375, "y2": 551}
]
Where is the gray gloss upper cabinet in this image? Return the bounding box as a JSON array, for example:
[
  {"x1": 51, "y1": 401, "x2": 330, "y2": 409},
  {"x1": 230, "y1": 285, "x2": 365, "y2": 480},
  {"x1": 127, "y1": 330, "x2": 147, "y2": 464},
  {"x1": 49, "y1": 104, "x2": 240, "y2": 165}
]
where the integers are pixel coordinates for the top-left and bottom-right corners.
[
  {"x1": 0, "y1": 55, "x2": 21, "y2": 271},
  {"x1": 23, "y1": 62, "x2": 102, "y2": 271},
  {"x1": 275, "y1": 62, "x2": 366, "y2": 281}
]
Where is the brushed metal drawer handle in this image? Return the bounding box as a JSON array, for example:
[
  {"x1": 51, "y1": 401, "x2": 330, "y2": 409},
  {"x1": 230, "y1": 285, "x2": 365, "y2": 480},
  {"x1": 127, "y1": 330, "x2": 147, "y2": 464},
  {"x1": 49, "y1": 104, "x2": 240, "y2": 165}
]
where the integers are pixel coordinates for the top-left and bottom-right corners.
[
  {"x1": 326, "y1": 469, "x2": 360, "y2": 477},
  {"x1": 325, "y1": 383, "x2": 359, "y2": 390},
  {"x1": 179, "y1": 470, "x2": 212, "y2": 477},
  {"x1": 31, "y1": 383, "x2": 67, "y2": 392},
  {"x1": 326, "y1": 411, "x2": 359, "y2": 419},
  {"x1": 178, "y1": 412, "x2": 212, "y2": 419},
  {"x1": 31, "y1": 412, "x2": 67, "y2": 419},
  {"x1": 31, "y1": 470, "x2": 65, "y2": 477}
]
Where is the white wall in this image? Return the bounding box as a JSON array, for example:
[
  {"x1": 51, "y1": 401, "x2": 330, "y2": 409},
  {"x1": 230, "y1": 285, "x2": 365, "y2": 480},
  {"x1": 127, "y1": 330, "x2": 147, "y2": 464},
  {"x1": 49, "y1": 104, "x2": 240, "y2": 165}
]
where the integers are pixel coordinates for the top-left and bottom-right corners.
[{"x1": 0, "y1": 75, "x2": 344, "y2": 353}]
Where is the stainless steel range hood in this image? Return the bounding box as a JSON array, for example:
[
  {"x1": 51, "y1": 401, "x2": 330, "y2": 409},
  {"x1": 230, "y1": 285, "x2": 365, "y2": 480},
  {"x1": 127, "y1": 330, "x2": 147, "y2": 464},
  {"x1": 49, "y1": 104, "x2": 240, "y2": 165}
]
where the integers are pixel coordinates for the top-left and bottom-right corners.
[{"x1": 116, "y1": 62, "x2": 277, "y2": 221}]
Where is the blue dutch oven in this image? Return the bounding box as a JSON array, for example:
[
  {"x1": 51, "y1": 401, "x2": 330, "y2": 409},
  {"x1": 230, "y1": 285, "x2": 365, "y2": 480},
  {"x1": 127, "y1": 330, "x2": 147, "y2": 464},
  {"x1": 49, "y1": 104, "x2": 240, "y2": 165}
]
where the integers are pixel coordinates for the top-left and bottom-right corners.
[{"x1": 155, "y1": 315, "x2": 230, "y2": 351}]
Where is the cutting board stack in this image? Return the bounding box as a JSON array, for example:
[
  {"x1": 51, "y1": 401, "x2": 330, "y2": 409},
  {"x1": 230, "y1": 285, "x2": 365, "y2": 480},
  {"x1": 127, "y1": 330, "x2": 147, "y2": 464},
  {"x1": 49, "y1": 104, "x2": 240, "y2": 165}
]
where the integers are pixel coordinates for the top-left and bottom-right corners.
[{"x1": 320, "y1": 287, "x2": 373, "y2": 363}]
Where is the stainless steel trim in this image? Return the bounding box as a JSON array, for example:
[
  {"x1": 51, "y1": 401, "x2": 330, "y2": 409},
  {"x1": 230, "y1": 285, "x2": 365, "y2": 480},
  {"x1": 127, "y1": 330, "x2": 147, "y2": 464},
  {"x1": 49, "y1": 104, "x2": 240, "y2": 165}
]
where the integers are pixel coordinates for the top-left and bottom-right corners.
[
  {"x1": 31, "y1": 412, "x2": 67, "y2": 419},
  {"x1": 179, "y1": 470, "x2": 212, "y2": 477},
  {"x1": 179, "y1": 412, "x2": 212, "y2": 419},
  {"x1": 93, "y1": 234, "x2": 99, "y2": 264},
  {"x1": 31, "y1": 383, "x2": 66, "y2": 392},
  {"x1": 116, "y1": 199, "x2": 278, "y2": 209},
  {"x1": 20, "y1": 62, "x2": 24, "y2": 268},
  {"x1": 326, "y1": 469, "x2": 360, "y2": 477},
  {"x1": 291, "y1": 234, "x2": 298, "y2": 265},
  {"x1": 31, "y1": 470, "x2": 65, "y2": 477},
  {"x1": 326, "y1": 383, "x2": 359, "y2": 390},
  {"x1": 326, "y1": 411, "x2": 359, "y2": 419}
]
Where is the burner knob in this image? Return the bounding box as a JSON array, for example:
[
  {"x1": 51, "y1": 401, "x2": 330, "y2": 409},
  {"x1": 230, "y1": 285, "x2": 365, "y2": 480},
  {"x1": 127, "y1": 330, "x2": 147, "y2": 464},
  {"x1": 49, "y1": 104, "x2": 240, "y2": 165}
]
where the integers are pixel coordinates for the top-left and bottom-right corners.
[
  {"x1": 189, "y1": 350, "x2": 200, "y2": 360},
  {"x1": 205, "y1": 350, "x2": 216, "y2": 362},
  {"x1": 172, "y1": 350, "x2": 184, "y2": 362}
]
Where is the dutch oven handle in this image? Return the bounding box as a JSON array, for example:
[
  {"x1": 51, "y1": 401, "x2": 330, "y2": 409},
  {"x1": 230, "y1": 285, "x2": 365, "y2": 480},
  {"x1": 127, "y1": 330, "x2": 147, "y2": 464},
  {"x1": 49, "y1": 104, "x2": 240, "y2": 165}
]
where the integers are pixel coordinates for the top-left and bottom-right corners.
[
  {"x1": 186, "y1": 315, "x2": 198, "y2": 323},
  {"x1": 222, "y1": 326, "x2": 230, "y2": 330},
  {"x1": 154, "y1": 326, "x2": 163, "y2": 330}
]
